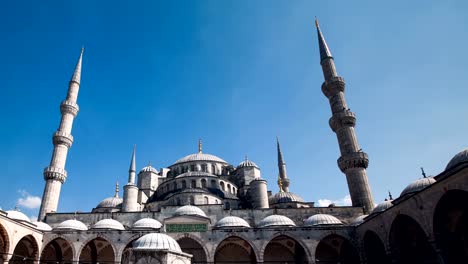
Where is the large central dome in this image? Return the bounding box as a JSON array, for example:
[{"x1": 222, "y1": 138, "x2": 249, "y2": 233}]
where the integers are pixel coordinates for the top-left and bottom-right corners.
[{"x1": 173, "y1": 153, "x2": 227, "y2": 165}]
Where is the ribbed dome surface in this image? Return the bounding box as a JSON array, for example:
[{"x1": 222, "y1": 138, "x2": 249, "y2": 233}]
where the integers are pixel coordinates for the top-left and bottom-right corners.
[
  {"x1": 372, "y1": 200, "x2": 393, "y2": 214},
  {"x1": 33, "y1": 221, "x2": 52, "y2": 231},
  {"x1": 96, "y1": 196, "x2": 123, "y2": 208},
  {"x1": 133, "y1": 233, "x2": 181, "y2": 252},
  {"x1": 351, "y1": 215, "x2": 368, "y2": 226},
  {"x1": 446, "y1": 148, "x2": 468, "y2": 170},
  {"x1": 269, "y1": 192, "x2": 305, "y2": 204},
  {"x1": 174, "y1": 153, "x2": 227, "y2": 165},
  {"x1": 259, "y1": 215, "x2": 295, "y2": 228},
  {"x1": 304, "y1": 214, "x2": 342, "y2": 226},
  {"x1": 139, "y1": 165, "x2": 159, "y2": 174},
  {"x1": 215, "y1": 216, "x2": 251, "y2": 228},
  {"x1": 174, "y1": 205, "x2": 207, "y2": 217},
  {"x1": 6, "y1": 210, "x2": 31, "y2": 222},
  {"x1": 92, "y1": 219, "x2": 125, "y2": 230},
  {"x1": 55, "y1": 219, "x2": 88, "y2": 231},
  {"x1": 400, "y1": 177, "x2": 436, "y2": 197},
  {"x1": 237, "y1": 159, "x2": 259, "y2": 169},
  {"x1": 133, "y1": 218, "x2": 162, "y2": 229}
]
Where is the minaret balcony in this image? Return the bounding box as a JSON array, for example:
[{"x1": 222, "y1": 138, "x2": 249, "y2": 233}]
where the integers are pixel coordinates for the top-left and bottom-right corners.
[
  {"x1": 53, "y1": 131, "x2": 74, "y2": 148},
  {"x1": 321, "y1": 76, "x2": 345, "y2": 98},
  {"x1": 43, "y1": 166, "x2": 67, "y2": 183},
  {"x1": 337, "y1": 152, "x2": 369, "y2": 172},
  {"x1": 60, "y1": 100, "x2": 79, "y2": 116},
  {"x1": 329, "y1": 110, "x2": 356, "y2": 132}
]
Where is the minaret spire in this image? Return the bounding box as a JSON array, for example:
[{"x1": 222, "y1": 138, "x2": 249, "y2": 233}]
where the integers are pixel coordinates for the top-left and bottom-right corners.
[
  {"x1": 38, "y1": 48, "x2": 84, "y2": 221},
  {"x1": 316, "y1": 20, "x2": 374, "y2": 213},
  {"x1": 122, "y1": 145, "x2": 139, "y2": 212},
  {"x1": 276, "y1": 137, "x2": 290, "y2": 192},
  {"x1": 130, "y1": 145, "x2": 136, "y2": 172},
  {"x1": 115, "y1": 182, "x2": 120, "y2": 198},
  {"x1": 198, "y1": 139, "x2": 203, "y2": 153}
]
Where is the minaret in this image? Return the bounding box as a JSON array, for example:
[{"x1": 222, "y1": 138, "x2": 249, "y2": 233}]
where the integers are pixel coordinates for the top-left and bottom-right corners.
[
  {"x1": 316, "y1": 19, "x2": 374, "y2": 213},
  {"x1": 38, "y1": 48, "x2": 84, "y2": 221},
  {"x1": 276, "y1": 137, "x2": 290, "y2": 192},
  {"x1": 122, "y1": 145, "x2": 140, "y2": 212}
]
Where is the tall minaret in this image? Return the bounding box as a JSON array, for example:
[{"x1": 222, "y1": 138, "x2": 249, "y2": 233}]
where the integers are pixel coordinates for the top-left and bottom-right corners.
[
  {"x1": 122, "y1": 145, "x2": 140, "y2": 212},
  {"x1": 38, "y1": 48, "x2": 84, "y2": 220},
  {"x1": 315, "y1": 19, "x2": 374, "y2": 213},
  {"x1": 276, "y1": 137, "x2": 290, "y2": 192}
]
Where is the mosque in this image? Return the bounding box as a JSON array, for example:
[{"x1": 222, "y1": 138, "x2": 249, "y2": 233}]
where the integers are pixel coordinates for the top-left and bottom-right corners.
[{"x1": 0, "y1": 20, "x2": 467, "y2": 264}]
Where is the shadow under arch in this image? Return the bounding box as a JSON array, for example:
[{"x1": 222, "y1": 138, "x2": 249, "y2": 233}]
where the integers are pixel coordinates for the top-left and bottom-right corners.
[
  {"x1": 389, "y1": 214, "x2": 437, "y2": 264},
  {"x1": 214, "y1": 236, "x2": 257, "y2": 264},
  {"x1": 177, "y1": 236, "x2": 207, "y2": 264},
  {"x1": 433, "y1": 189, "x2": 468, "y2": 263},
  {"x1": 79, "y1": 237, "x2": 115, "y2": 264},
  {"x1": 315, "y1": 234, "x2": 359, "y2": 264},
  {"x1": 0, "y1": 223, "x2": 10, "y2": 262},
  {"x1": 40, "y1": 237, "x2": 74, "y2": 264},
  {"x1": 363, "y1": 230, "x2": 388, "y2": 264},
  {"x1": 263, "y1": 235, "x2": 308, "y2": 264},
  {"x1": 9, "y1": 235, "x2": 39, "y2": 264}
]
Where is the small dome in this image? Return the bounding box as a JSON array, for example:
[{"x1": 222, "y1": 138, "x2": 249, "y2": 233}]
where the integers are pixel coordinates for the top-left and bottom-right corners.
[
  {"x1": 140, "y1": 165, "x2": 159, "y2": 174},
  {"x1": 174, "y1": 205, "x2": 207, "y2": 217},
  {"x1": 304, "y1": 214, "x2": 342, "y2": 226},
  {"x1": 400, "y1": 177, "x2": 436, "y2": 197},
  {"x1": 215, "y1": 216, "x2": 251, "y2": 228},
  {"x1": 259, "y1": 215, "x2": 296, "y2": 228},
  {"x1": 174, "y1": 153, "x2": 227, "y2": 165},
  {"x1": 96, "y1": 196, "x2": 123, "y2": 208},
  {"x1": 269, "y1": 192, "x2": 305, "y2": 204},
  {"x1": 133, "y1": 233, "x2": 181, "y2": 252},
  {"x1": 133, "y1": 218, "x2": 162, "y2": 230},
  {"x1": 6, "y1": 210, "x2": 31, "y2": 222},
  {"x1": 92, "y1": 219, "x2": 125, "y2": 230},
  {"x1": 55, "y1": 219, "x2": 88, "y2": 231},
  {"x1": 33, "y1": 221, "x2": 52, "y2": 231},
  {"x1": 237, "y1": 159, "x2": 259, "y2": 169},
  {"x1": 350, "y1": 215, "x2": 368, "y2": 226},
  {"x1": 446, "y1": 148, "x2": 468, "y2": 170},
  {"x1": 372, "y1": 200, "x2": 393, "y2": 214}
]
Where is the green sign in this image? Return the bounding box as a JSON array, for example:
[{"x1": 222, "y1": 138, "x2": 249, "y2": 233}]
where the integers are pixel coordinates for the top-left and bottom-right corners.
[{"x1": 166, "y1": 223, "x2": 207, "y2": 233}]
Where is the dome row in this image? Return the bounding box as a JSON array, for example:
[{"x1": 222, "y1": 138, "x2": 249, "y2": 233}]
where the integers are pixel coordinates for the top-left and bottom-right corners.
[
  {"x1": 52, "y1": 218, "x2": 163, "y2": 231},
  {"x1": 215, "y1": 214, "x2": 342, "y2": 228}
]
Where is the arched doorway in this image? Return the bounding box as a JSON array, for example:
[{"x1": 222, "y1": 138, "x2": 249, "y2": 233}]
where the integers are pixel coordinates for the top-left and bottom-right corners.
[
  {"x1": 177, "y1": 237, "x2": 207, "y2": 264},
  {"x1": 9, "y1": 235, "x2": 38, "y2": 264},
  {"x1": 40, "y1": 238, "x2": 73, "y2": 264},
  {"x1": 434, "y1": 189, "x2": 468, "y2": 263},
  {"x1": 0, "y1": 224, "x2": 9, "y2": 263},
  {"x1": 263, "y1": 235, "x2": 308, "y2": 264},
  {"x1": 389, "y1": 214, "x2": 437, "y2": 264},
  {"x1": 363, "y1": 231, "x2": 388, "y2": 264},
  {"x1": 214, "y1": 236, "x2": 256, "y2": 264},
  {"x1": 121, "y1": 237, "x2": 139, "y2": 264},
  {"x1": 79, "y1": 237, "x2": 115, "y2": 264},
  {"x1": 315, "y1": 234, "x2": 359, "y2": 264}
]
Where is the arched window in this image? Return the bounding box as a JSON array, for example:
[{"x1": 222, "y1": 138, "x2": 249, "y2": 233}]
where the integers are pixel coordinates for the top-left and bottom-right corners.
[
  {"x1": 224, "y1": 202, "x2": 231, "y2": 210},
  {"x1": 190, "y1": 164, "x2": 195, "y2": 172},
  {"x1": 204, "y1": 196, "x2": 209, "y2": 204},
  {"x1": 201, "y1": 179, "x2": 207, "y2": 188},
  {"x1": 182, "y1": 181, "x2": 187, "y2": 188},
  {"x1": 176, "y1": 198, "x2": 181, "y2": 206},
  {"x1": 211, "y1": 164, "x2": 216, "y2": 174},
  {"x1": 220, "y1": 181, "x2": 225, "y2": 191},
  {"x1": 211, "y1": 179, "x2": 217, "y2": 188},
  {"x1": 190, "y1": 196, "x2": 195, "y2": 205},
  {"x1": 201, "y1": 164, "x2": 207, "y2": 172},
  {"x1": 191, "y1": 180, "x2": 196, "y2": 188},
  {"x1": 227, "y1": 184, "x2": 232, "y2": 193}
]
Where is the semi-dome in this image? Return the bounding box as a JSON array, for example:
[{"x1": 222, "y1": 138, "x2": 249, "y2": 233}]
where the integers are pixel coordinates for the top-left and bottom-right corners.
[
  {"x1": 55, "y1": 219, "x2": 88, "y2": 231},
  {"x1": 96, "y1": 196, "x2": 123, "y2": 208},
  {"x1": 304, "y1": 214, "x2": 343, "y2": 226},
  {"x1": 446, "y1": 148, "x2": 468, "y2": 170},
  {"x1": 173, "y1": 205, "x2": 207, "y2": 217},
  {"x1": 174, "y1": 153, "x2": 227, "y2": 165},
  {"x1": 215, "y1": 216, "x2": 251, "y2": 228},
  {"x1": 133, "y1": 218, "x2": 162, "y2": 230},
  {"x1": 6, "y1": 210, "x2": 31, "y2": 222},
  {"x1": 351, "y1": 215, "x2": 368, "y2": 226},
  {"x1": 92, "y1": 219, "x2": 125, "y2": 230},
  {"x1": 33, "y1": 221, "x2": 52, "y2": 231},
  {"x1": 133, "y1": 233, "x2": 181, "y2": 252},
  {"x1": 372, "y1": 200, "x2": 393, "y2": 214},
  {"x1": 237, "y1": 159, "x2": 259, "y2": 169},
  {"x1": 140, "y1": 165, "x2": 159, "y2": 174},
  {"x1": 269, "y1": 192, "x2": 305, "y2": 204},
  {"x1": 258, "y1": 215, "x2": 296, "y2": 228},
  {"x1": 400, "y1": 177, "x2": 436, "y2": 197}
]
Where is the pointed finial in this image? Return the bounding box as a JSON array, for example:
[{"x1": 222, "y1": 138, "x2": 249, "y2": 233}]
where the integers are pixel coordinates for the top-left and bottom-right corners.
[
  {"x1": 71, "y1": 48, "x2": 84, "y2": 84},
  {"x1": 421, "y1": 167, "x2": 427, "y2": 178},
  {"x1": 245, "y1": 155, "x2": 248, "y2": 162},
  {"x1": 315, "y1": 18, "x2": 333, "y2": 62},
  {"x1": 198, "y1": 139, "x2": 202, "y2": 153},
  {"x1": 148, "y1": 161, "x2": 152, "y2": 167},
  {"x1": 115, "y1": 181, "x2": 119, "y2": 198},
  {"x1": 277, "y1": 175, "x2": 284, "y2": 192},
  {"x1": 388, "y1": 191, "x2": 393, "y2": 200},
  {"x1": 129, "y1": 145, "x2": 136, "y2": 172},
  {"x1": 315, "y1": 17, "x2": 320, "y2": 28},
  {"x1": 14, "y1": 203, "x2": 19, "y2": 211}
]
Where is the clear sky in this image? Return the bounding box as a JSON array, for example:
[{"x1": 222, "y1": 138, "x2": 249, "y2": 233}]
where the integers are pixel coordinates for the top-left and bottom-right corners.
[{"x1": 1, "y1": 0, "x2": 467, "y2": 220}]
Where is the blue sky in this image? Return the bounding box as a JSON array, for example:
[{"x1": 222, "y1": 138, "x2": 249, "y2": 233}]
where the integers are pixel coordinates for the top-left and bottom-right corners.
[{"x1": 1, "y1": 0, "x2": 467, "y2": 219}]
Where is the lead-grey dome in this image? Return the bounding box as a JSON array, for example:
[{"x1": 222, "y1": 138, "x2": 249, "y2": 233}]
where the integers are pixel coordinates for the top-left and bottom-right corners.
[
  {"x1": 96, "y1": 196, "x2": 123, "y2": 209},
  {"x1": 269, "y1": 192, "x2": 305, "y2": 204},
  {"x1": 133, "y1": 233, "x2": 181, "y2": 252},
  {"x1": 55, "y1": 219, "x2": 88, "y2": 231},
  {"x1": 140, "y1": 165, "x2": 159, "y2": 174},
  {"x1": 215, "y1": 216, "x2": 251, "y2": 228},
  {"x1": 258, "y1": 215, "x2": 295, "y2": 228},
  {"x1": 173, "y1": 205, "x2": 207, "y2": 217},
  {"x1": 6, "y1": 210, "x2": 31, "y2": 222},
  {"x1": 237, "y1": 159, "x2": 259, "y2": 169},
  {"x1": 446, "y1": 148, "x2": 468, "y2": 170},
  {"x1": 304, "y1": 214, "x2": 342, "y2": 226},
  {"x1": 400, "y1": 177, "x2": 436, "y2": 197},
  {"x1": 372, "y1": 200, "x2": 393, "y2": 214},
  {"x1": 351, "y1": 215, "x2": 368, "y2": 226},
  {"x1": 174, "y1": 153, "x2": 227, "y2": 165},
  {"x1": 33, "y1": 221, "x2": 52, "y2": 231},
  {"x1": 92, "y1": 219, "x2": 125, "y2": 230},
  {"x1": 133, "y1": 218, "x2": 162, "y2": 230}
]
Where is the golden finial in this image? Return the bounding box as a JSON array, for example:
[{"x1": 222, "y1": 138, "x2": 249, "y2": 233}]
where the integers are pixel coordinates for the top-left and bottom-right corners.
[
  {"x1": 315, "y1": 17, "x2": 320, "y2": 28},
  {"x1": 277, "y1": 176, "x2": 284, "y2": 192},
  {"x1": 115, "y1": 181, "x2": 119, "y2": 197},
  {"x1": 198, "y1": 139, "x2": 202, "y2": 153}
]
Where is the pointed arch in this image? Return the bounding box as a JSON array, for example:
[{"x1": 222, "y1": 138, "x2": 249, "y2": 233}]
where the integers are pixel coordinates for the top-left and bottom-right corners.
[
  {"x1": 363, "y1": 230, "x2": 388, "y2": 264},
  {"x1": 79, "y1": 236, "x2": 115, "y2": 264},
  {"x1": 315, "y1": 234, "x2": 359, "y2": 264},
  {"x1": 40, "y1": 237, "x2": 74, "y2": 264},
  {"x1": 9, "y1": 235, "x2": 39, "y2": 264},
  {"x1": 214, "y1": 236, "x2": 257, "y2": 264},
  {"x1": 0, "y1": 223, "x2": 10, "y2": 262},
  {"x1": 262, "y1": 235, "x2": 308, "y2": 264},
  {"x1": 119, "y1": 234, "x2": 142, "y2": 264},
  {"x1": 176, "y1": 236, "x2": 207, "y2": 264}
]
